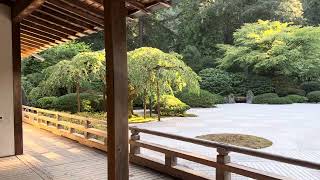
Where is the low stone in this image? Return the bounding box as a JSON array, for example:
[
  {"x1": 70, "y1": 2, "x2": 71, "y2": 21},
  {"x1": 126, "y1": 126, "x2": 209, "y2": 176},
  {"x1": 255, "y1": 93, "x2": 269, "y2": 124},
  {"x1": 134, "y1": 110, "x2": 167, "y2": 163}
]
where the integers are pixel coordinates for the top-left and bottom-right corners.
[{"x1": 246, "y1": 90, "x2": 254, "y2": 104}]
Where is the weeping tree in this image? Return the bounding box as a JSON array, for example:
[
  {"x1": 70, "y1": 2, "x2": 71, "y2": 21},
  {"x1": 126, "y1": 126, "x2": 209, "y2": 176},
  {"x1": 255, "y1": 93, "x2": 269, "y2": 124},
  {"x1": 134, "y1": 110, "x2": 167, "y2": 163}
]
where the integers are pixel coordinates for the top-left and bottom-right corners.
[
  {"x1": 42, "y1": 52, "x2": 105, "y2": 112},
  {"x1": 128, "y1": 47, "x2": 200, "y2": 120}
]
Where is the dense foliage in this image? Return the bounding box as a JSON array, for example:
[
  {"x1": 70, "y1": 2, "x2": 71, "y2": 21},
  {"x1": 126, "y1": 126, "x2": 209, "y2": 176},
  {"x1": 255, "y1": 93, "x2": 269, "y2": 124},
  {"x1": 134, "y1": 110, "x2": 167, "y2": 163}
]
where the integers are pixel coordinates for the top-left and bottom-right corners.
[
  {"x1": 306, "y1": 91, "x2": 320, "y2": 103},
  {"x1": 286, "y1": 95, "x2": 308, "y2": 103},
  {"x1": 176, "y1": 89, "x2": 216, "y2": 108},
  {"x1": 276, "y1": 88, "x2": 306, "y2": 97},
  {"x1": 53, "y1": 93, "x2": 104, "y2": 113},
  {"x1": 219, "y1": 20, "x2": 320, "y2": 80},
  {"x1": 36, "y1": 97, "x2": 58, "y2": 109},
  {"x1": 253, "y1": 93, "x2": 294, "y2": 104},
  {"x1": 199, "y1": 68, "x2": 233, "y2": 95},
  {"x1": 300, "y1": 81, "x2": 320, "y2": 94},
  {"x1": 199, "y1": 68, "x2": 274, "y2": 96},
  {"x1": 158, "y1": 95, "x2": 190, "y2": 116},
  {"x1": 252, "y1": 93, "x2": 279, "y2": 104}
]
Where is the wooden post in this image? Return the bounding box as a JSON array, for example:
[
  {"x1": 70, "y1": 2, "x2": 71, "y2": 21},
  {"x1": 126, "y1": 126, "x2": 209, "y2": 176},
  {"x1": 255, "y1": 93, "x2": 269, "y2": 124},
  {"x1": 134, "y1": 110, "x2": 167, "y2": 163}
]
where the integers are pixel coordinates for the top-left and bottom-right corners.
[
  {"x1": 12, "y1": 20, "x2": 23, "y2": 155},
  {"x1": 216, "y1": 148, "x2": 231, "y2": 180},
  {"x1": 104, "y1": 0, "x2": 129, "y2": 179},
  {"x1": 130, "y1": 129, "x2": 140, "y2": 155},
  {"x1": 165, "y1": 154, "x2": 177, "y2": 167},
  {"x1": 84, "y1": 120, "x2": 91, "y2": 139}
]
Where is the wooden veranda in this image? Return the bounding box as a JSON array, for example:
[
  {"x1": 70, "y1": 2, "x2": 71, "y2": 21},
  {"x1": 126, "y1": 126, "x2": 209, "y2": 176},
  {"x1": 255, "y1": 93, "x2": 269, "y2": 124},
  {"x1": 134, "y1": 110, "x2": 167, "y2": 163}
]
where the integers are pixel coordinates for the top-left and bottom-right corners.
[{"x1": 1, "y1": 0, "x2": 320, "y2": 180}]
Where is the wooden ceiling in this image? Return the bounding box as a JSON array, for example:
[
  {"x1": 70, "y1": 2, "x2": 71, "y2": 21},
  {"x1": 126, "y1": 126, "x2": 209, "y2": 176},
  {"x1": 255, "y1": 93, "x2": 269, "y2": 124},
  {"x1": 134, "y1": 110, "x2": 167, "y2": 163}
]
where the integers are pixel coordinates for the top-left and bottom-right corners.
[{"x1": 8, "y1": 0, "x2": 171, "y2": 58}]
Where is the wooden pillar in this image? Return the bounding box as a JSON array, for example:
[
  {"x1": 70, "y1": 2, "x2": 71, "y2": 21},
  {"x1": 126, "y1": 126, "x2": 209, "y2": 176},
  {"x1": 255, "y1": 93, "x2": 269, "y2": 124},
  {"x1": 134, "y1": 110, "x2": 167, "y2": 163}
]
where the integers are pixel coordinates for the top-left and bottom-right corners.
[
  {"x1": 11, "y1": 20, "x2": 23, "y2": 155},
  {"x1": 103, "y1": 0, "x2": 129, "y2": 180},
  {"x1": 216, "y1": 148, "x2": 231, "y2": 180}
]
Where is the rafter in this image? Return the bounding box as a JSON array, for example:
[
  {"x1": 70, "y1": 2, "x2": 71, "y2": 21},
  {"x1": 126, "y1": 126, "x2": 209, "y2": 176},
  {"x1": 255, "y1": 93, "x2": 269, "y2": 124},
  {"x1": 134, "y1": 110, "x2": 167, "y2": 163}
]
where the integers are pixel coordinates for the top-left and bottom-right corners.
[{"x1": 13, "y1": 0, "x2": 46, "y2": 22}]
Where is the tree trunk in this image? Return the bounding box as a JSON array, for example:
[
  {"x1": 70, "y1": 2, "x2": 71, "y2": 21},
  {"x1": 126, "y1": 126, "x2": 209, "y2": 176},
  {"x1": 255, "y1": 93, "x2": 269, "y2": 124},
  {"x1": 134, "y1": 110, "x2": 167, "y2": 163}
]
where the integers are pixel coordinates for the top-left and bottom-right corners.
[
  {"x1": 156, "y1": 78, "x2": 160, "y2": 121},
  {"x1": 149, "y1": 96, "x2": 152, "y2": 117},
  {"x1": 143, "y1": 89, "x2": 147, "y2": 119},
  {"x1": 76, "y1": 81, "x2": 81, "y2": 112}
]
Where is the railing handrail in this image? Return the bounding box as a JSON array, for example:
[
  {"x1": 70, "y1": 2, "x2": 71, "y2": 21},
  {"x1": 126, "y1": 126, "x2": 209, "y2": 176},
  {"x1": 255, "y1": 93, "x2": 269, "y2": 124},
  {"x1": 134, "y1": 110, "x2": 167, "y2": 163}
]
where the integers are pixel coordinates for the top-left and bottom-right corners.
[
  {"x1": 129, "y1": 126, "x2": 320, "y2": 170},
  {"x1": 22, "y1": 105, "x2": 107, "y2": 125},
  {"x1": 22, "y1": 106, "x2": 108, "y2": 152}
]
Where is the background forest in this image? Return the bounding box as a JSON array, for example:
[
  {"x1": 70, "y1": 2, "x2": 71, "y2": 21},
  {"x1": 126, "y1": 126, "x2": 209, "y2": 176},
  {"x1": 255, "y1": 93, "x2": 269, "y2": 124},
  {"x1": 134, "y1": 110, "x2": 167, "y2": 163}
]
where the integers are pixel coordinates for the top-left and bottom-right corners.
[{"x1": 22, "y1": 0, "x2": 320, "y2": 118}]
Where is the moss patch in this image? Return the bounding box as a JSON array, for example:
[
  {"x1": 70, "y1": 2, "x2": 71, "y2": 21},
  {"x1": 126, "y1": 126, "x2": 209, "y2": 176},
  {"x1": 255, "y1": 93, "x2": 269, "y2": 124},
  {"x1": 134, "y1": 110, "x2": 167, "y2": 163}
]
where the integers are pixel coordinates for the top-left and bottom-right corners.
[
  {"x1": 196, "y1": 134, "x2": 273, "y2": 149},
  {"x1": 129, "y1": 116, "x2": 156, "y2": 124},
  {"x1": 77, "y1": 112, "x2": 155, "y2": 124}
]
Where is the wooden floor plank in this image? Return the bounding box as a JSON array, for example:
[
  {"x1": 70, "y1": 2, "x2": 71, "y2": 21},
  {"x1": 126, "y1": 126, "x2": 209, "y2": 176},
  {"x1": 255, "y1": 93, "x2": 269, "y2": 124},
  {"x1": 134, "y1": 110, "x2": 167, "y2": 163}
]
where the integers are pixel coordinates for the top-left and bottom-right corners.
[{"x1": 0, "y1": 124, "x2": 174, "y2": 180}]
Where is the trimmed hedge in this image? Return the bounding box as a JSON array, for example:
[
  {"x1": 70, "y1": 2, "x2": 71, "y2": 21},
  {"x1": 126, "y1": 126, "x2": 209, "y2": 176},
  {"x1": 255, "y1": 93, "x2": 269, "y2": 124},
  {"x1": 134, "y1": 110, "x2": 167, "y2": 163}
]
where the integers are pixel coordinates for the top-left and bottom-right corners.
[
  {"x1": 53, "y1": 93, "x2": 104, "y2": 113},
  {"x1": 301, "y1": 81, "x2": 320, "y2": 94},
  {"x1": 276, "y1": 88, "x2": 306, "y2": 97},
  {"x1": 212, "y1": 94, "x2": 225, "y2": 104},
  {"x1": 266, "y1": 97, "x2": 293, "y2": 104},
  {"x1": 36, "y1": 97, "x2": 57, "y2": 109},
  {"x1": 199, "y1": 68, "x2": 234, "y2": 95},
  {"x1": 253, "y1": 93, "x2": 294, "y2": 104},
  {"x1": 159, "y1": 95, "x2": 190, "y2": 116},
  {"x1": 286, "y1": 95, "x2": 308, "y2": 103},
  {"x1": 307, "y1": 91, "x2": 320, "y2": 103},
  {"x1": 176, "y1": 90, "x2": 216, "y2": 108},
  {"x1": 252, "y1": 93, "x2": 279, "y2": 104}
]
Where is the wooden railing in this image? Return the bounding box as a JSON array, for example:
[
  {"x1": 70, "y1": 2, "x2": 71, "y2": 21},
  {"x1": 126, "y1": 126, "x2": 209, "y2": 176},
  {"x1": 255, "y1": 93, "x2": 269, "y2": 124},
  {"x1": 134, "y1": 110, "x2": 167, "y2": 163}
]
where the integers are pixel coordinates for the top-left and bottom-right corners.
[
  {"x1": 22, "y1": 106, "x2": 107, "y2": 152},
  {"x1": 129, "y1": 126, "x2": 320, "y2": 180}
]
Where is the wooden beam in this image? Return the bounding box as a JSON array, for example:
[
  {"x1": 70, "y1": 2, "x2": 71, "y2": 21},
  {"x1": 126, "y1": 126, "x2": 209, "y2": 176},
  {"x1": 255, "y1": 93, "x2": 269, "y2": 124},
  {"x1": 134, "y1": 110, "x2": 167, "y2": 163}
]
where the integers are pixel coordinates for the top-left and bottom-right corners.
[
  {"x1": 21, "y1": 41, "x2": 47, "y2": 50},
  {"x1": 60, "y1": 0, "x2": 104, "y2": 19},
  {"x1": 13, "y1": 0, "x2": 46, "y2": 22},
  {"x1": 21, "y1": 20, "x2": 77, "y2": 40},
  {"x1": 21, "y1": 24, "x2": 66, "y2": 42},
  {"x1": 46, "y1": 0, "x2": 104, "y2": 26},
  {"x1": 126, "y1": 1, "x2": 151, "y2": 15},
  {"x1": 21, "y1": 33, "x2": 58, "y2": 46},
  {"x1": 37, "y1": 5, "x2": 98, "y2": 31},
  {"x1": 11, "y1": 21, "x2": 23, "y2": 155},
  {"x1": 104, "y1": 0, "x2": 129, "y2": 179},
  {"x1": 25, "y1": 15, "x2": 84, "y2": 37},
  {"x1": 31, "y1": 11, "x2": 87, "y2": 34},
  {"x1": 21, "y1": 36, "x2": 52, "y2": 48}
]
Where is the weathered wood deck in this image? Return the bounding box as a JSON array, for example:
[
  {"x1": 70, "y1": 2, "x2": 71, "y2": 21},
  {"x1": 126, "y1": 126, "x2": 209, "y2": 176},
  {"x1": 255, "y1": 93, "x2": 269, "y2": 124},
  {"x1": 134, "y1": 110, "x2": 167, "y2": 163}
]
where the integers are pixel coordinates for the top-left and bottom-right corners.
[{"x1": 0, "y1": 123, "x2": 174, "y2": 180}]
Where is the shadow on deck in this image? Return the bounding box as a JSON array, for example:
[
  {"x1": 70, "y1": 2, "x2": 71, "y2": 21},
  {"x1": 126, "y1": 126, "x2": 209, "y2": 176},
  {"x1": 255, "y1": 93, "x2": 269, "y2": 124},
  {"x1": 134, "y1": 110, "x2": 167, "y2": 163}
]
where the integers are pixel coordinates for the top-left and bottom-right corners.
[{"x1": 0, "y1": 123, "x2": 174, "y2": 180}]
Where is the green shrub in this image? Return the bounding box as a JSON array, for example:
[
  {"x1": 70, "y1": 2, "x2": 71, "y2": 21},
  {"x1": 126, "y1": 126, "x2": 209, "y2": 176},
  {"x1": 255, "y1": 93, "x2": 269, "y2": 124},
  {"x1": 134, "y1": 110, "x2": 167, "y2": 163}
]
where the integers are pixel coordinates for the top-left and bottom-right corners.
[
  {"x1": 212, "y1": 94, "x2": 225, "y2": 104},
  {"x1": 53, "y1": 93, "x2": 104, "y2": 113},
  {"x1": 253, "y1": 93, "x2": 294, "y2": 104},
  {"x1": 301, "y1": 81, "x2": 320, "y2": 93},
  {"x1": 176, "y1": 90, "x2": 216, "y2": 108},
  {"x1": 252, "y1": 93, "x2": 279, "y2": 104},
  {"x1": 276, "y1": 88, "x2": 306, "y2": 97},
  {"x1": 158, "y1": 95, "x2": 190, "y2": 116},
  {"x1": 307, "y1": 91, "x2": 320, "y2": 103},
  {"x1": 286, "y1": 95, "x2": 308, "y2": 103},
  {"x1": 199, "y1": 68, "x2": 234, "y2": 95},
  {"x1": 28, "y1": 86, "x2": 46, "y2": 105},
  {"x1": 265, "y1": 97, "x2": 293, "y2": 104},
  {"x1": 233, "y1": 75, "x2": 274, "y2": 96},
  {"x1": 36, "y1": 97, "x2": 58, "y2": 109}
]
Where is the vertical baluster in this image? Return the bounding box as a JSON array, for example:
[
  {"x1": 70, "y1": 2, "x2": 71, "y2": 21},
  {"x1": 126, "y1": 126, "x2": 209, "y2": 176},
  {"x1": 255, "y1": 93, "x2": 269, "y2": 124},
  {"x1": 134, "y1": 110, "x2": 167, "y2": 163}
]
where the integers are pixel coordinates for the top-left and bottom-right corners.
[
  {"x1": 84, "y1": 120, "x2": 91, "y2": 139},
  {"x1": 130, "y1": 129, "x2": 140, "y2": 155},
  {"x1": 216, "y1": 148, "x2": 231, "y2": 180},
  {"x1": 56, "y1": 114, "x2": 62, "y2": 129},
  {"x1": 36, "y1": 110, "x2": 40, "y2": 124},
  {"x1": 165, "y1": 154, "x2": 177, "y2": 167}
]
